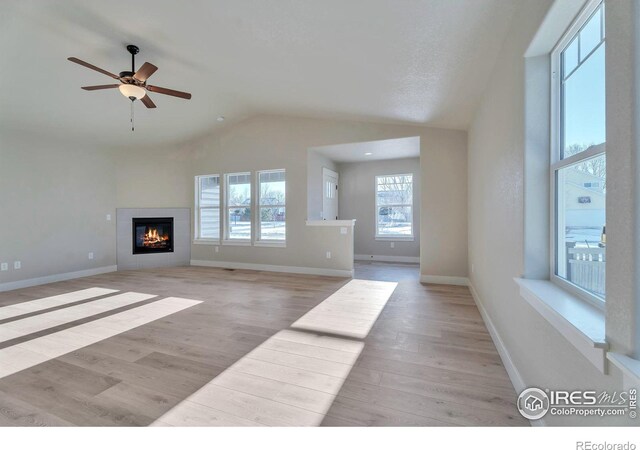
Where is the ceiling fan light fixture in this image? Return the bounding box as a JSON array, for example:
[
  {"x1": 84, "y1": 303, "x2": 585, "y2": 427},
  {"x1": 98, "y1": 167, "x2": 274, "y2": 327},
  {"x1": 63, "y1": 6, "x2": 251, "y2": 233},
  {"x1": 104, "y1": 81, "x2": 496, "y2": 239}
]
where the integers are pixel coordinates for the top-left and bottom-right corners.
[{"x1": 118, "y1": 84, "x2": 146, "y2": 100}]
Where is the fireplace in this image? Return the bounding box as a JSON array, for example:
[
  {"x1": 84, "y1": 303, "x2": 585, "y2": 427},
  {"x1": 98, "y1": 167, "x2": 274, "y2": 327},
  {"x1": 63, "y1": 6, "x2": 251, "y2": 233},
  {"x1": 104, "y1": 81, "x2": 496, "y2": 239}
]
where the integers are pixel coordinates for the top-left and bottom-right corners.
[{"x1": 132, "y1": 217, "x2": 174, "y2": 254}]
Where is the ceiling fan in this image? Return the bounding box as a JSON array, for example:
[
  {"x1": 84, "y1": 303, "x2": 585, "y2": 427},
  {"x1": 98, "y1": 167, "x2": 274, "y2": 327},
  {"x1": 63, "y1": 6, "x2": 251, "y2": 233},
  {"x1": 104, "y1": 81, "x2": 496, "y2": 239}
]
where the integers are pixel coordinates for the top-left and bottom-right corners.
[{"x1": 68, "y1": 45, "x2": 191, "y2": 129}]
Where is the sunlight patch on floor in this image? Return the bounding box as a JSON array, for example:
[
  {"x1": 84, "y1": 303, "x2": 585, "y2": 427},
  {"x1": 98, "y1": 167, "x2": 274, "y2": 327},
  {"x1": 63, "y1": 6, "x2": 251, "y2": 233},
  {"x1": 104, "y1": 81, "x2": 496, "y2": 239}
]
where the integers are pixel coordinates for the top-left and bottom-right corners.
[
  {"x1": 0, "y1": 287, "x2": 118, "y2": 321},
  {"x1": 151, "y1": 279, "x2": 397, "y2": 426},
  {"x1": 0, "y1": 292, "x2": 155, "y2": 343},
  {"x1": 0, "y1": 290, "x2": 201, "y2": 379},
  {"x1": 291, "y1": 279, "x2": 397, "y2": 339}
]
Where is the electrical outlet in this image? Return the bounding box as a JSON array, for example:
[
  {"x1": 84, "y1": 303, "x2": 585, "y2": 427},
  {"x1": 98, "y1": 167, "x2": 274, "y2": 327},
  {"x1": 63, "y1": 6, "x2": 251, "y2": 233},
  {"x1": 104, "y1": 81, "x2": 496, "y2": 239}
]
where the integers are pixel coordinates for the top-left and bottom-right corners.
[
  {"x1": 340, "y1": 227, "x2": 347, "y2": 235},
  {"x1": 106, "y1": 214, "x2": 111, "y2": 221},
  {"x1": 88, "y1": 252, "x2": 94, "y2": 260},
  {"x1": 215, "y1": 246, "x2": 219, "y2": 253},
  {"x1": 14, "y1": 261, "x2": 21, "y2": 270},
  {"x1": 0, "y1": 263, "x2": 7, "y2": 271},
  {"x1": 326, "y1": 251, "x2": 331, "y2": 259},
  {"x1": 390, "y1": 242, "x2": 395, "y2": 248}
]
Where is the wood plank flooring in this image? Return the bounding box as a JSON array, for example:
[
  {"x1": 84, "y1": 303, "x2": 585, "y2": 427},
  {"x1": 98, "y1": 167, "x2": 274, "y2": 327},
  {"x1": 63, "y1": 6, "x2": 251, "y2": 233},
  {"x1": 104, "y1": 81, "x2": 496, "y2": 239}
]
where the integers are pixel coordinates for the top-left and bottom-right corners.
[
  {"x1": 153, "y1": 279, "x2": 391, "y2": 426},
  {"x1": 0, "y1": 262, "x2": 528, "y2": 426},
  {"x1": 0, "y1": 297, "x2": 202, "y2": 379}
]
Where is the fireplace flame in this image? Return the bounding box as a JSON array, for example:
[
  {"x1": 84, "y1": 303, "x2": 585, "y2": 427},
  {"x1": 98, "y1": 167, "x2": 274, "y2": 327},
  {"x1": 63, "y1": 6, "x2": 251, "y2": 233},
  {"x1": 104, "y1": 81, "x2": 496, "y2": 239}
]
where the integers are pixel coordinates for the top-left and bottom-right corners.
[{"x1": 143, "y1": 227, "x2": 169, "y2": 246}]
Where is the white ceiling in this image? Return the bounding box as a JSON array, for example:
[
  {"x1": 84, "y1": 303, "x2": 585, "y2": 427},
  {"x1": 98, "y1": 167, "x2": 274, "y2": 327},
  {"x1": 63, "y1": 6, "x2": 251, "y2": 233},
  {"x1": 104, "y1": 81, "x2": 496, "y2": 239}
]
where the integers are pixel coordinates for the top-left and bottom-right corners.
[
  {"x1": 311, "y1": 136, "x2": 420, "y2": 163},
  {"x1": 0, "y1": 0, "x2": 518, "y2": 146}
]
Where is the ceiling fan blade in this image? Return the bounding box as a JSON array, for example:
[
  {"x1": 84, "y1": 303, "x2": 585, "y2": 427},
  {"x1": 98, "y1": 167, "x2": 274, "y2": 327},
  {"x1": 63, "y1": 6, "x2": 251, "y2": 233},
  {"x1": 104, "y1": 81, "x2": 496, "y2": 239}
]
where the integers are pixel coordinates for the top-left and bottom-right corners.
[
  {"x1": 81, "y1": 84, "x2": 120, "y2": 91},
  {"x1": 147, "y1": 85, "x2": 192, "y2": 100},
  {"x1": 140, "y1": 94, "x2": 157, "y2": 108},
  {"x1": 133, "y1": 62, "x2": 158, "y2": 82},
  {"x1": 68, "y1": 57, "x2": 119, "y2": 80}
]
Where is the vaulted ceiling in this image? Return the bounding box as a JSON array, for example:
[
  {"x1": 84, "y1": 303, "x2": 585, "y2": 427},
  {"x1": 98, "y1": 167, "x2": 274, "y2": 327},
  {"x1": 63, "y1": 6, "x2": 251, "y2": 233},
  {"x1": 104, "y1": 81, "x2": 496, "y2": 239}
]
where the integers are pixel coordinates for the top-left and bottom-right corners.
[{"x1": 0, "y1": 0, "x2": 519, "y2": 146}]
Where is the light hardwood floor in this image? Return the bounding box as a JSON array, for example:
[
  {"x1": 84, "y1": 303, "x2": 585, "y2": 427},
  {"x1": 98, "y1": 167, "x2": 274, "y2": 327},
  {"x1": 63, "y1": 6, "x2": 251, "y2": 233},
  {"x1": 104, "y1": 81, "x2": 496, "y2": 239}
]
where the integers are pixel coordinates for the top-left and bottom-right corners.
[{"x1": 0, "y1": 262, "x2": 528, "y2": 426}]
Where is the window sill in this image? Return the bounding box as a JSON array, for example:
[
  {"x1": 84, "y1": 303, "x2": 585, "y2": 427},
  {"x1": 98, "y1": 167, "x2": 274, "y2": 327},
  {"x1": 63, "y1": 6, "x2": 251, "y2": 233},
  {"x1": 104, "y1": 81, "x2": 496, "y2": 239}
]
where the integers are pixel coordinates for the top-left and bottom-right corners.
[
  {"x1": 375, "y1": 236, "x2": 414, "y2": 242},
  {"x1": 514, "y1": 277, "x2": 607, "y2": 373},
  {"x1": 222, "y1": 240, "x2": 252, "y2": 247},
  {"x1": 607, "y1": 353, "x2": 640, "y2": 390},
  {"x1": 254, "y1": 241, "x2": 286, "y2": 248},
  {"x1": 193, "y1": 239, "x2": 220, "y2": 245}
]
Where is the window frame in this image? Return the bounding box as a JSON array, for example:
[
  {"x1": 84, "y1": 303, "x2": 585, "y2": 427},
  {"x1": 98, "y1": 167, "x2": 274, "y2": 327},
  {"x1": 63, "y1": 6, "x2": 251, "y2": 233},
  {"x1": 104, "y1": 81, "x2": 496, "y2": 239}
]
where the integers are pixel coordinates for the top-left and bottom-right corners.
[
  {"x1": 256, "y1": 169, "x2": 287, "y2": 245},
  {"x1": 374, "y1": 173, "x2": 414, "y2": 241},
  {"x1": 194, "y1": 174, "x2": 221, "y2": 243},
  {"x1": 224, "y1": 171, "x2": 252, "y2": 244},
  {"x1": 550, "y1": 0, "x2": 606, "y2": 309}
]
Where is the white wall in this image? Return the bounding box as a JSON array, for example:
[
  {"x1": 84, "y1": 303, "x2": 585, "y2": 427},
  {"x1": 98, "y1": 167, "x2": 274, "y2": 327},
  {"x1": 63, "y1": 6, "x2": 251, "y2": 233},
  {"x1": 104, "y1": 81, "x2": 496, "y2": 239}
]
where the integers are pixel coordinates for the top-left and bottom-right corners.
[
  {"x1": 0, "y1": 114, "x2": 466, "y2": 285},
  {"x1": 603, "y1": 0, "x2": 640, "y2": 358},
  {"x1": 307, "y1": 150, "x2": 338, "y2": 220},
  {"x1": 178, "y1": 115, "x2": 467, "y2": 278},
  {"x1": 114, "y1": 144, "x2": 193, "y2": 209},
  {"x1": 338, "y1": 157, "x2": 420, "y2": 260},
  {"x1": 467, "y1": 0, "x2": 633, "y2": 425},
  {"x1": 0, "y1": 131, "x2": 117, "y2": 286}
]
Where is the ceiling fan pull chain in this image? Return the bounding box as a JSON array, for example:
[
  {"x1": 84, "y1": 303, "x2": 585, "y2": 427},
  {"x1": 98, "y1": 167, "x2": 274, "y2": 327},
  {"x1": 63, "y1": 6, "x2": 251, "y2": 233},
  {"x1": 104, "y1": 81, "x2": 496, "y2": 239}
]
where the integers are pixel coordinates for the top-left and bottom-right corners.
[{"x1": 131, "y1": 99, "x2": 135, "y2": 131}]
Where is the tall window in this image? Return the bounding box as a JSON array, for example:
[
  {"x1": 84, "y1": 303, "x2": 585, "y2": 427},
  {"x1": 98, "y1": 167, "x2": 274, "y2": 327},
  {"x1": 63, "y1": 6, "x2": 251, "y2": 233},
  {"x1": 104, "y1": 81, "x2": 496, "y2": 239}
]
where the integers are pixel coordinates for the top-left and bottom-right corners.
[
  {"x1": 225, "y1": 172, "x2": 252, "y2": 241},
  {"x1": 195, "y1": 175, "x2": 220, "y2": 241},
  {"x1": 257, "y1": 170, "x2": 286, "y2": 242},
  {"x1": 375, "y1": 174, "x2": 413, "y2": 239},
  {"x1": 552, "y1": 1, "x2": 606, "y2": 302}
]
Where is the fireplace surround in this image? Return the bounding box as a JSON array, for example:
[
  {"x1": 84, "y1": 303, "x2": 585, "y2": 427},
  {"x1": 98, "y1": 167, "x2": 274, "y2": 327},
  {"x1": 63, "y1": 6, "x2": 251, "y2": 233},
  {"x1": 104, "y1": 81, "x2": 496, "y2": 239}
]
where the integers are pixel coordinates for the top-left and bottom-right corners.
[
  {"x1": 132, "y1": 217, "x2": 174, "y2": 254},
  {"x1": 117, "y1": 208, "x2": 189, "y2": 270}
]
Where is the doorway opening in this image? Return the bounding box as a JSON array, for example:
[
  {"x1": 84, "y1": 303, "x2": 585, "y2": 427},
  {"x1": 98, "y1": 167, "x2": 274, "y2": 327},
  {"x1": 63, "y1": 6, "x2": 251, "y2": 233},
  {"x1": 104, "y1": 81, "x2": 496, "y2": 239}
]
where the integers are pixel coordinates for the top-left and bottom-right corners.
[{"x1": 307, "y1": 136, "x2": 420, "y2": 267}]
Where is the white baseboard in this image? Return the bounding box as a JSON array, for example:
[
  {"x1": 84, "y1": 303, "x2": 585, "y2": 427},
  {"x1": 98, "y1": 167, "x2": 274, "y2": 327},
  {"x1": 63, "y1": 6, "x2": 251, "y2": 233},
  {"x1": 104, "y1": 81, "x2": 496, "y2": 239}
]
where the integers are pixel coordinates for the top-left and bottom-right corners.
[
  {"x1": 468, "y1": 282, "x2": 525, "y2": 392},
  {"x1": 468, "y1": 282, "x2": 544, "y2": 426},
  {"x1": 419, "y1": 274, "x2": 469, "y2": 286},
  {"x1": 355, "y1": 254, "x2": 420, "y2": 264},
  {"x1": 190, "y1": 260, "x2": 353, "y2": 278},
  {"x1": 0, "y1": 265, "x2": 118, "y2": 293}
]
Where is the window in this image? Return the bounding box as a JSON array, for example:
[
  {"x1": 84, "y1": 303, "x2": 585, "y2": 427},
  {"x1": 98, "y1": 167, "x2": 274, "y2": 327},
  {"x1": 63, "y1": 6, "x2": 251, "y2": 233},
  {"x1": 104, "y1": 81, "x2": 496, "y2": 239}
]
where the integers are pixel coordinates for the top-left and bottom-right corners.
[
  {"x1": 225, "y1": 172, "x2": 252, "y2": 241},
  {"x1": 257, "y1": 170, "x2": 286, "y2": 242},
  {"x1": 552, "y1": 1, "x2": 606, "y2": 303},
  {"x1": 326, "y1": 180, "x2": 336, "y2": 199},
  {"x1": 375, "y1": 174, "x2": 413, "y2": 239},
  {"x1": 195, "y1": 175, "x2": 220, "y2": 241}
]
